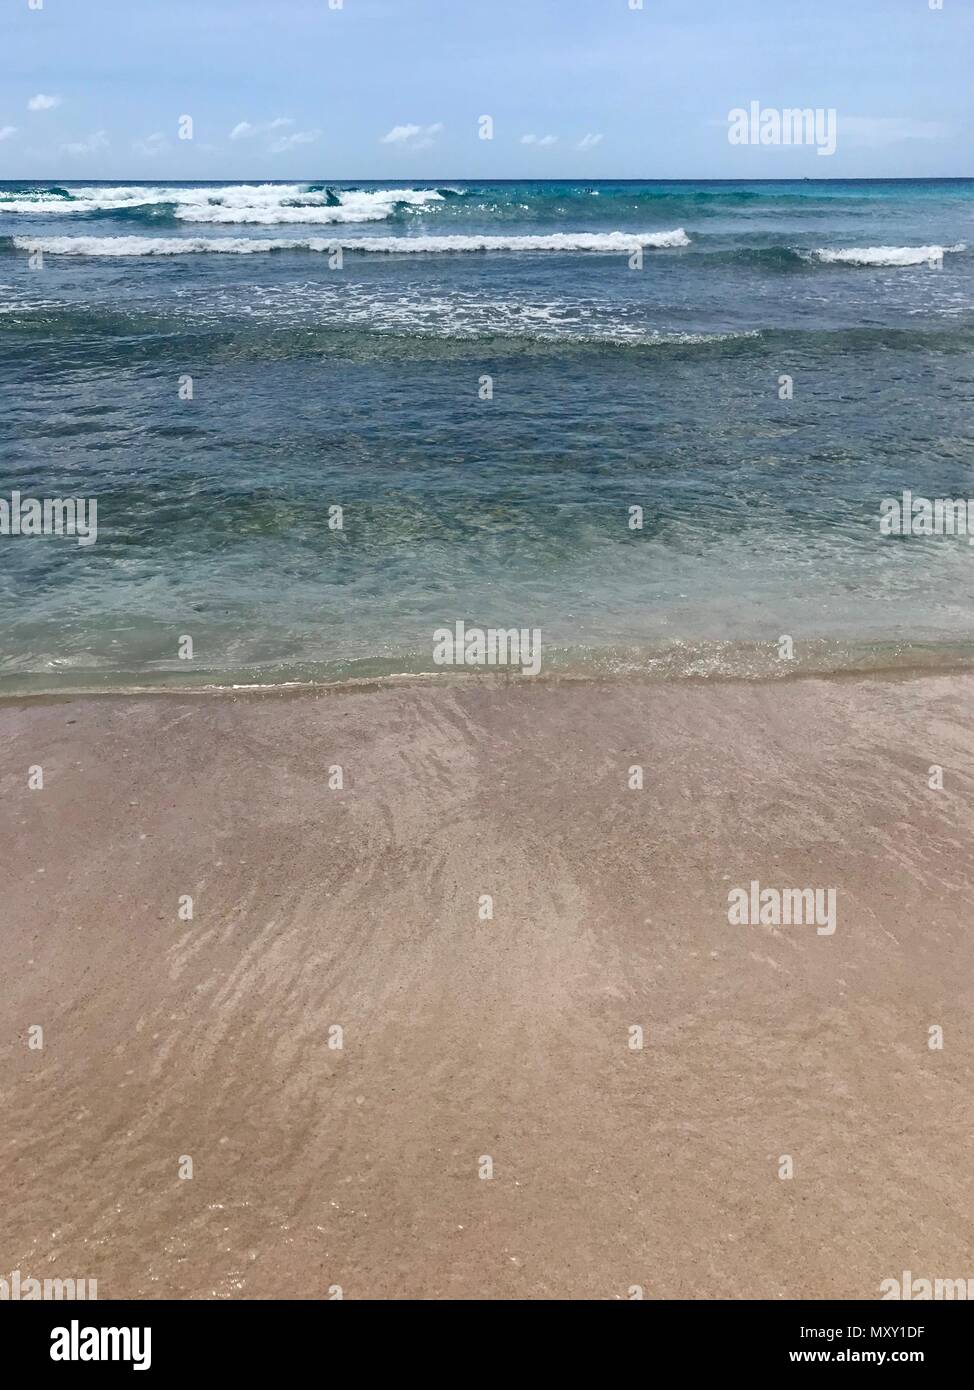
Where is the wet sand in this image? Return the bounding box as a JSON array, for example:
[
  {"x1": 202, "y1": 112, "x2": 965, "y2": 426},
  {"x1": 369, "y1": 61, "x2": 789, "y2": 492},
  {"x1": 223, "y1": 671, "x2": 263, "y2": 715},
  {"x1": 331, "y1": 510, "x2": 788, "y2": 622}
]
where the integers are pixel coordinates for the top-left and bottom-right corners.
[{"x1": 2, "y1": 674, "x2": 974, "y2": 1300}]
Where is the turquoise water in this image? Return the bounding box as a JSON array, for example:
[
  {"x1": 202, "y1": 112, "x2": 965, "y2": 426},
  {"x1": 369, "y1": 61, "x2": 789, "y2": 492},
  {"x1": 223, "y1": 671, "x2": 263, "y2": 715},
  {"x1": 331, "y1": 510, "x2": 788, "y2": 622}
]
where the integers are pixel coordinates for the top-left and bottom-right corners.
[{"x1": 1, "y1": 178, "x2": 973, "y2": 692}]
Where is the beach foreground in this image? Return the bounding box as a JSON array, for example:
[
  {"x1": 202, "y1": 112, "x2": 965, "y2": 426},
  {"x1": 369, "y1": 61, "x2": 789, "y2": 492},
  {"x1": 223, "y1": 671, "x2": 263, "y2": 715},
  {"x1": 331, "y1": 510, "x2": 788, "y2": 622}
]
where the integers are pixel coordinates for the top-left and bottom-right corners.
[{"x1": 2, "y1": 674, "x2": 973, "y2": 1300}]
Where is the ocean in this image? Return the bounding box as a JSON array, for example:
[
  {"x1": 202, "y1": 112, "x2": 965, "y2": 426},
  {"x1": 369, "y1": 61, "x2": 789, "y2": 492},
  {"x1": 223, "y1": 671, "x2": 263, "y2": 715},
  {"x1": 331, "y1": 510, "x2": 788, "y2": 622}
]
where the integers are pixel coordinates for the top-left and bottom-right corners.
[{"x1": 1, "y1": 177, "x2": 973, "y2": 694}]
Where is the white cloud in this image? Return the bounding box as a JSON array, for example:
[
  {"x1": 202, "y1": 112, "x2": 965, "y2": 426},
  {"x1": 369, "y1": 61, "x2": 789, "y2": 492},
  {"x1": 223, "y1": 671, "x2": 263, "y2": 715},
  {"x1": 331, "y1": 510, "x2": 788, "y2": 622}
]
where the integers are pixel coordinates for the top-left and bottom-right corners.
[
  {"x1": 382, "y1": 124, "x2": 421, "y2": 144},
  {"x1": 28, "y1": 93, "x2": 62, "y2": 112},
  {"x1": 61, "y1": 130, "x2": 108, "y2": 156},
  {"x1": 230, "y1": 117, "x2": 294, "y2": 141},
  {"x1": 380, "y1": 122, "x2": 443, "y2": 149},
  {"x1": 842, "y1": 117, "x2": 948, "y2": 146},
  {"x1": 133, "y1": 132, "x2": 168, "y2": 157},
  {"x1": 0, "y1": 126, "x2": 17, "y2": 142},
  {"x1": 521, "y1": 133, "x2": 557, "y2": 146},
  {"x1": 269, "y1": 129, "x2": 320, "y2": 153},
  {"x1": 577, "y1": 132, "x2": 604, "y2": 150}
]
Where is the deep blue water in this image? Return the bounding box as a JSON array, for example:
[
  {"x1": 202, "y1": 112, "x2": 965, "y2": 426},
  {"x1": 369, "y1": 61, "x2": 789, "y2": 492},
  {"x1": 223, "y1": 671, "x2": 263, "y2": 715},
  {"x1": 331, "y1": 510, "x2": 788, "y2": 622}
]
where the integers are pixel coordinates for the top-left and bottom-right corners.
[{"x1": 1, "y1": 178, "x2": 973, "y2": 692}]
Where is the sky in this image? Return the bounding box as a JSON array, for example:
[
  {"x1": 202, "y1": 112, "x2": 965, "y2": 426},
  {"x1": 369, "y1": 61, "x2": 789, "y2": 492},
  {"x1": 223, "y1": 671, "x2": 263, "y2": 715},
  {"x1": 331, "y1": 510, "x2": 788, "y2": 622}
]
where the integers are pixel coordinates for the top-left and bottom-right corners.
[{"x1": 0, "y1": 0, "x2": 971, "y2": 181}]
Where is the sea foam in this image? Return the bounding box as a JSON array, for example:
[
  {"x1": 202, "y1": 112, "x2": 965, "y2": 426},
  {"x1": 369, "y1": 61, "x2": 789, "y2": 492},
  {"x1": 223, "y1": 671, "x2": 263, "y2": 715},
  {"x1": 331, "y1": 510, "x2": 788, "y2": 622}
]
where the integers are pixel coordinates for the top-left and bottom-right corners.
[
  {"x1": 806, "y1": 244, "x2": 966, "y2": 267},
  {"x1": 0, "y1": 184, "x2": 447, "y2": 224},
  {"x1": 13, "y1": 229, "x2": 691, "y2": 256}
]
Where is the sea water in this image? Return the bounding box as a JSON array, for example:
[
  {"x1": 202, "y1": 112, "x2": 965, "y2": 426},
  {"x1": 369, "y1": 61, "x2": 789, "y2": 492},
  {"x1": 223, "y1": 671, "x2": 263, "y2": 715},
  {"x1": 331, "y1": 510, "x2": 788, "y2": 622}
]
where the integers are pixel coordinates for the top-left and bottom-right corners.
[{"x1": 1, "y1": 178, "x2": 973, "y2": 692}]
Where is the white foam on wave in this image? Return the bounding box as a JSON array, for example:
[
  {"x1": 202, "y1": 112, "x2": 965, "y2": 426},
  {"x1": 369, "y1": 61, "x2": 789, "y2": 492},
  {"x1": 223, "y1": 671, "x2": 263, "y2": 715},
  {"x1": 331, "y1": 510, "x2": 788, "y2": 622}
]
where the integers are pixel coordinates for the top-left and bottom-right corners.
[
  {"x1": 13, "y1": 229, "x2": 691, "y2": 256},
  {"x1": 0, "y1": 274, "x2": 763, "y2": 346},
  {"x1": 806, "y1": 243, "x2": 966, "y2": 268},
  {"x1": 173, "y1": 187, "x2": 445, "y2": 224},
  {"x1": 0, "y1": 184, "x2": 447, "y2": 224},
  {"x1": 189, "y1": 279, "x2": 753, "y2": 345}
]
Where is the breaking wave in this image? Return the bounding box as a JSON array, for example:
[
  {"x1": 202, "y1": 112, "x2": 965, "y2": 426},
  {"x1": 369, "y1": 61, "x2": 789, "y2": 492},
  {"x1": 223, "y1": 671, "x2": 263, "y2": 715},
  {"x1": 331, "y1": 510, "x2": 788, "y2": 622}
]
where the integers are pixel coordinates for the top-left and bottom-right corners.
[
  {"x1": 9, "y1": 229, "x2": 692, "y2": 256},
  {"x1": 804, "y1": 243, "x2": 966, "y2": 268},
  {"x1": 0, "y1": 183, "x2": 449, "y2": 225}
]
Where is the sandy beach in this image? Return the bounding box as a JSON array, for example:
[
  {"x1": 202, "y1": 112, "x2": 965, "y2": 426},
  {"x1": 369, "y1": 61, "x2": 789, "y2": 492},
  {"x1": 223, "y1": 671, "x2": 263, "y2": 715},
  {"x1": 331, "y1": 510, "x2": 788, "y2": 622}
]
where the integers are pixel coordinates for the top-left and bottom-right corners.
[{"x1": 2, "y1": 672, "x2": 973, "y2": 1300}]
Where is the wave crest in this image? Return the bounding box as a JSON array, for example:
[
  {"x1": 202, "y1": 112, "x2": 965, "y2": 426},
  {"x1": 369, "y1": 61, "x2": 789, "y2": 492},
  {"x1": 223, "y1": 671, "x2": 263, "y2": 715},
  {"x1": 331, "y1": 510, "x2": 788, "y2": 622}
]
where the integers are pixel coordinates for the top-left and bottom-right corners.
[
  {"x1": 804, "y1": 243, "x2": 966, "y2": 268},
  {"x1": 10, "y1": 229, "x2": 691, "y2": 257},
  {"x1": 0, "y1": 183, "x2": 449, "y2": 225}
]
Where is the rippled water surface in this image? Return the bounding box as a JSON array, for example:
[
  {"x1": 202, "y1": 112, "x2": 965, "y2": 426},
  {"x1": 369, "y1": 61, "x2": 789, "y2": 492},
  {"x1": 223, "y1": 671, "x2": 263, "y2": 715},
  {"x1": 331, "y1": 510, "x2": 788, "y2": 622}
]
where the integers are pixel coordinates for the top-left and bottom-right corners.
[{"x1": 2, "y1": 178, "x2": 973, "y2": 692}]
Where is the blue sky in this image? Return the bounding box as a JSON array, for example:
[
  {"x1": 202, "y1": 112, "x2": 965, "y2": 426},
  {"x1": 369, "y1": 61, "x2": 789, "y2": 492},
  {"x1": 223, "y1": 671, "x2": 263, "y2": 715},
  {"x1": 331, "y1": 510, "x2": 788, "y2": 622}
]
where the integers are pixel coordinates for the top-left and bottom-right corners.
[{"x1": 0, "y1": 0, "x2": 971, "y2": 180}]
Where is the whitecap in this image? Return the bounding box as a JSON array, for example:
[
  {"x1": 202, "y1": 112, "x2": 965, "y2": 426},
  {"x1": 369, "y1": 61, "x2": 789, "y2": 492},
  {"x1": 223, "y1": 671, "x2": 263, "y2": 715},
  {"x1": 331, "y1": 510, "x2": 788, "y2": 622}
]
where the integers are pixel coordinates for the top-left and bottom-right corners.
[
  {"x1": 805, "y1": 243, "x2": 966, "y2": 268},
  {"x1": 14, "y1": 228, "x2": 691, "y2": 256}
]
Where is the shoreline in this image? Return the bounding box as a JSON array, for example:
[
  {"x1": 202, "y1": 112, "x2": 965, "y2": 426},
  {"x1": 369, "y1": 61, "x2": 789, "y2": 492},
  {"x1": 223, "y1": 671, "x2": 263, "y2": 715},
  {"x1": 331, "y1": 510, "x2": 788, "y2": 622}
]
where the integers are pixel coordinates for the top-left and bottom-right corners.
[
  {"x1": 3, "y1": 672, "x2": 974, "y2": 1297},
  {"x1": 5, "y1": 643, "x2": 974, "y2": 706}
]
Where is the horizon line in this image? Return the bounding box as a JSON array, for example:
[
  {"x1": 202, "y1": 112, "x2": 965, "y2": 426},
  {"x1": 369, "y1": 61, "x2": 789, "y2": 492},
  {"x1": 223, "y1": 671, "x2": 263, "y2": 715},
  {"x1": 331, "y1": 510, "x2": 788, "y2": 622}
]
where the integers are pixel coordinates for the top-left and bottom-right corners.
[{"x1": 2, "y1": 173, "x2": 974, "y2": 184}]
